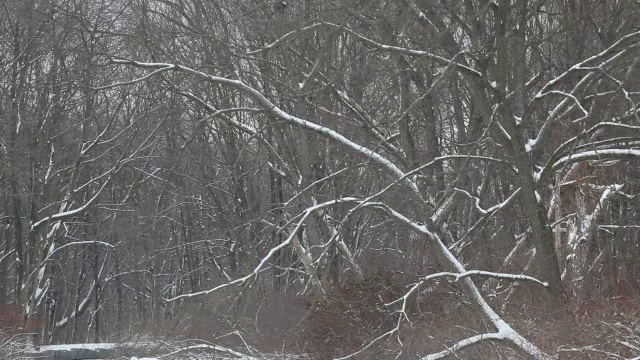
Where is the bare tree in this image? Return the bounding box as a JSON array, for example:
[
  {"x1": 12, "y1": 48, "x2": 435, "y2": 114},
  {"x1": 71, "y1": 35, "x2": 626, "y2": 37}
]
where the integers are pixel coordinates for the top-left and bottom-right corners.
[{"x1": 2, "y1": 0, "x2": 639, "y2": 358}]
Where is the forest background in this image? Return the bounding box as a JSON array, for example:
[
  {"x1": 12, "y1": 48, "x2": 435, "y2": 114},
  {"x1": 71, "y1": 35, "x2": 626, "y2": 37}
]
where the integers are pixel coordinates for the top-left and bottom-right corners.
[{"x1": 1, "y1": 0, "x2": 640, "y2": 358}]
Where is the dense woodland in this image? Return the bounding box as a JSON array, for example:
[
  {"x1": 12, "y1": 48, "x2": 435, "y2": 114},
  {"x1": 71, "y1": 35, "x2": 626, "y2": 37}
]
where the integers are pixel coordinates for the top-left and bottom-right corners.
[{"x1": 1, "y1": 0, "x2": 640, "y2": 358}]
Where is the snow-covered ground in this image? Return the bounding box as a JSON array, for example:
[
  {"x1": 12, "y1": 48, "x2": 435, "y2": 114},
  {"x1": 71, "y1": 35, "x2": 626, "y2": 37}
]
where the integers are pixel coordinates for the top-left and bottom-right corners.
[{"x1": 23, "y1": 341, "x2": 300, "y2": 359}]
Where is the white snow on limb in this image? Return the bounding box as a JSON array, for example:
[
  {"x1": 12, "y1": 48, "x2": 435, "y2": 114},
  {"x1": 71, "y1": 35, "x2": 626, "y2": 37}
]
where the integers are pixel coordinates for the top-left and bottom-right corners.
[
  {"x1": 454, "y1": 187, "x2": 521, "y2": 215},
  {"x1": 110, "y1": 59, "x2": 425, "y2": 204},
  {"x1": 284, "y1": 166, "x2": 351, "y2": 207},
  {"x1": 439, "y1": 270, "x2": 548, "y2": 287},
  {"x1": 37, "y1": 266, "x2": 46, "y2": 287},
  {"x1": 421, "y1": 332, "x2": 507, "y2": 360},
  {"x1": 38, "y1": 343, "x2": 118, "y2": 352},
  {"x1": 31, "y1": 166, "x2": 117, "y2": 231},
  {"x1": 557, "y1": 345, "x2": 632, "y2": 359},
  {"x1": 44, "y1": 144, "x2": 55, "y2": 184},
  {"x1": 55, "y1": 260, "x2": 106, "y2": 329},
  {"x1": 15, "y1": 112, "x2": 21, "y2": 134},
  {"x1": 0, "y1": 249, "x2": 14, "y2": 264},
  {"x1": 31, "y1": 207, "x2": 84, "y2": 230},
  {"x1": 346, "y1": 155, "x2": 511, "y2": 228},
  {"x1": 388, "y1": 270, "x2": 547, "y2": 311},
  {"x1": 620, "y1": 341, "x2": 640, "y2": 353},
  {"x1": 35, "y1": 278, "x2": 50, "y2": 306},
  {"x1": 36, "y1": 241, "x2": 114, "y2": 275},
  {"x1": 540, "y1": 90, "x2": 589, "y2": 117},
  {"x1": 367, "y1": 202, "x2": 554, "y2": 360},
  {"x1": 567, "y1": 184, "x2": 622, "y2": 251},
  {"x1": 535, "y1": 30, "x2": 640, "y2": 98},
  {"x1": 55, "y1": 292, "x2": 87, "y2": 328},
  {"x1": 553, "y1": 149, "x2": 640, "y2": 169},
  {"x1": 496, "y1": 121, "x2": 512, "y2": 140},
  {"x1": 525, "y1": 137, "x2": 537, "y2": 153},
  {"x1": 490, "y1": 81, "x2": 497, "y2": 88},
  {"x1": 164, "y1": 197, "x2": 361, "y2": 302},
  {"x1": 247, "y1": 22, "x2": 323, "y2": 55},
  {"x1": 35, "y1": 342, "x2": 161, "y2": 359},
  {"x1": 158, "y1": 344, "x2": 258, "y2": 359},
  {"x1": 418, "y1": 312, "x2": 555, "y2": 359},
  {"x1": 175, "y1": 90, "x2": 260, "y2": 136},
  {"x1": 92, "y1": 65, "x2": 174, "y2": 91},
  {"x1": 387, "y1": 268, "x2": 547, "y2": 311},
  {"x1": 533, "y1": 169, "x2": 542, "y2": 183},
  {"x1": 514, "y1": 115, "x2": 522, "y2": 126},
  {"x1": 319, "y1": 23, "x2": 483, "y2": 79},
  {"x1": 266, "y1": 161, "x2": 287, "y2": 178},
  {"x1": 111, "y1": 58, "x2": 553, "y2": 360},
  {"x1": 535, "y1": 122, "x2": 640, "y2": 182},
  {"x1": 406, "y1": 0, "x2": 435, "y2": 28},
  {"x1": 528, "y1": 31, "x2": 640, "y2": 152}
]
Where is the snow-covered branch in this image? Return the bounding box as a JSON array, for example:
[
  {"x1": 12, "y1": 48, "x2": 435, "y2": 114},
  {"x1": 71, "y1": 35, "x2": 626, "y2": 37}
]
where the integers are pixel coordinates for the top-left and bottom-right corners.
[
  {"x1": 454, "y1": 187, "x2": 521, "y2": 215},
  {"x1": 552, "y1": 149, "x2": 640, "y2": 170},
  {"x1": 537, "y1": 122, "x2": 640, "y2": 183},
  {"x1": 164, "y1": 197, "x2": 360, "y2": 301},
  {"x1": 421, "y1": 332, "x2": 509, "y2": 360},
  {"x1": 325, "y1": 23, "x2": 484, "y2": 80},
  {"x1": 110, "y1": 57, "x2": 554, "y2": 360},
  {"x1": 247, "y1": 22, "x2": 324, "y2": 55},
  {"x1": 418, "y1": 270, "x2": 548, "y2": 288},
  {"x1": 31, "y1": 163, "x2": 120, "y2": 231},
  {"x1": 159, "y1": 344, "x2": 258, "y2": 359},
  {"x1": 55, "y1": 255, "x2": 108, "y2": 329},
  {"x1": 528, "y1": 30, "x2": 640, "y2": 152},
  {"x1": 362, "y1": 201, "x2": 553, "y2": 359},
  {"x1": 110, "y1": 59, "x2": 426, "y2": 204}
]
